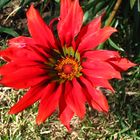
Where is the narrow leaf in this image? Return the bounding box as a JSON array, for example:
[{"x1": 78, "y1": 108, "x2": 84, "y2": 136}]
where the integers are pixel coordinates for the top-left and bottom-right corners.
[
  {"x1": 0, "y1": 26, "x2": 19, "y2": 37},
  {"x1": 108, "y1": 38, "x2": 124, "y2": 51},
  {"x1": 0, "y1": 0, "x2": 10, "y2": 9},
  {"x1": 130, "y1": 0, "x2": 136, "y2": 9}
]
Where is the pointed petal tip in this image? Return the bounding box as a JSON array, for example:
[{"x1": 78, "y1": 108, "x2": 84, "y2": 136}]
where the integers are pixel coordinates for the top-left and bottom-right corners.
[
  {"x1": 63, "y1": 123, "x2": 72, "y2": 132},
  {"x1": 107, "y1": 26, "x2": 117, "y2": 34},
  {"x1": 117, "y1": 74, "x2": 122, "y2": 80},
  {"x1": 104, "y1": 107, "x2": 109, "y2": 113},
  {"x1": 8, "y1": 106, "x2": 15, "y2": 114},
  {"x1": 126, "y1": 62, "x2": 137, "y2": 70},
  {"x1": 130, "y1": 62, "x2": 137, "y2": 67},
  {"x1": 98, "y1": 103, "x2": 109, "y2": 113},
  {"x1": 36, "y1": 113, "x2": 46, "y2": 125},
  {"x1": 111, "y1": 89, "x2": 115, "y2": 93},
  {"x1": 36, "y1": 118, "x2": 43, "y2": 125},
  {"x1": 27, "y1": 4, "x2": 34, "y2": 15},
  {"x1": 8, "y1": 107, "x2": 18, "y2": 114},
  {"x1": 8, "y1": 107, "x2": 19, "y2": 114},
  {"x1": 26, "y1": 4, "x2": 37, "y2": 19},
  {"x1": 112, "y1": 27, "x2": 117, "y2": 32},
  {"x1": 109, "y1": 58, "x2": 136, "y2": 71},
  {"x1": 103, "y1": 110, "x2": 109, "y2": 115},
  {"x1": 8, "y1": 110, "x2": 14, "y2": 114},
  {"x1": 103, "y1": 26, "x2": 117, "y2": 35},
  {"x1": 59, "y1": 117, "x2": 72, "y2": 132},
  {"x1": 29, "y1": 4, "x2": 34, "y2": 10},
  {"x1": 67, "y1": 126, "x2": 72, "y2": 132},
  {"x1": 79, "y1": 115, "x2": 85, "y2": 120}
]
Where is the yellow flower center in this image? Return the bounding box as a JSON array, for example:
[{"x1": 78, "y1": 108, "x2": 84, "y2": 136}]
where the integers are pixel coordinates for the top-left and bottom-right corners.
[{"x1": 55, "y1": 57, "x2": 82, "y2": 80}]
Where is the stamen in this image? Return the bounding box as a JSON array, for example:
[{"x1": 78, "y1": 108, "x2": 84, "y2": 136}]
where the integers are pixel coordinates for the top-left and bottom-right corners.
[{"x1": 55, "y1": 57, "x2": 82, "y2": 80}]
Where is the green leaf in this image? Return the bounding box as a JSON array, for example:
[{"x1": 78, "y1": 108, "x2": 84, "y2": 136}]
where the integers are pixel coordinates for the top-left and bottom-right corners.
[
  {"x1": 108, "y1": 38, "x2": 124, "y2": 51},
  {"x1": 0, "y1": 0, "x2": 10, "y2": 9},
  {"x1": 130, "y1": 0, "x2": 137, "y2": 9},
  {"x1": 55, "y1": 0, "x2": 59, "y2": 3},
  {"x1": 0, "y1": 26, "x2": 19, "y2": 37},
  {"x1": 138, "y1": 0, "x2": 140, "y2": 12},
  {"x1": 83, "y1": 11, "x2": 89, "y2": 23}
]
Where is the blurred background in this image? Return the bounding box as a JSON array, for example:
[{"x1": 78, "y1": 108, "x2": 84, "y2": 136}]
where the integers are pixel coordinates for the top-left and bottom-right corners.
[{"x1": 0, "y1": 0, "x2": 140, "y2": 139}]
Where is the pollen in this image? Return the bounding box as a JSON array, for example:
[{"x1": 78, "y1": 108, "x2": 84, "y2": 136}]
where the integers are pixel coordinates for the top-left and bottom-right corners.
[{"x1": 55, "y1": 57, "x2": 82, "y2": 80}]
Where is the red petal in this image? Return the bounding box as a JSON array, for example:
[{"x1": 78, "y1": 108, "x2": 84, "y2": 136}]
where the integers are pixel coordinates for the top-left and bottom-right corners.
[
  {"x1": 9, "y1": 84, "x2": 46, "y2": 114},
  {"x1": 59, "y1": 0, "x2": 72, "y2": 20},
  {"x1": 8, "y1": 36, "x2": 33, "y2": 48},
  {"x1": 80, "y1": 77, "x2": 109, "y2": 112},
  {"x1": 109, "y1": 58, "x2": 136, "y2": 71},
  {"x1": 82, "y1": 50, "x2": 120, "y2": 61},
  {"x1": 65, "y1": 79, "x2": 86, "y2": 118},
  {"x1": 36, "y1": 83, "x2": 62, "y2": 125},
  {"x1": 0, "y1": 58, "x2": 44, "y2": 75},
  {"x1": 0, "y1": 47, "x2": 30, "y2": 61},
  {"x1": 78, "y1": 27, "x2": 117, "y2": 53},
  {"x1": 76, "y1": 16, "x2": 101, "y2": 46},
  {"x1": 0, "y1": 36, "x2": 34, "y2": 61},
  {"x1": 27, "y1": 5, "x2": 57, "y2": 49},
  {"x1": 57, "y1": 0, "x2": 83, "y2": 46},
  {"x1": 82, "y1": 60, "x2": 121, "y2": 79},
  {"x1": 8, "y1": 36, "x2": 50, "y2": 60},
  {"x1": 29, "y1": 46, "x2": 50, "y2": 61},
  {"x1": 0, "y1": 66, "x2": 47, "y2": 89},
  {"x1": 59, "y1": 94, "x2": 74, "y2": 131},
  {"x1": 4, "y1": 47, "x2": 29, "y2": 61},
  {"x1": 86, "y1": 76, "x2": 114, "y2": 92},
  {"x1": 0, "y1": 45, "x2": 49, "y2": 62},
  {"x1": 60, "y1": 107, "x2": 74, "y2": 131}
]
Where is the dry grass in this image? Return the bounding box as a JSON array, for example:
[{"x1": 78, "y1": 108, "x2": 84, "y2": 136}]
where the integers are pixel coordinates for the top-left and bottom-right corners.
[{"x1": 0, "y1": 86, "x2": 140, "y2": 139}]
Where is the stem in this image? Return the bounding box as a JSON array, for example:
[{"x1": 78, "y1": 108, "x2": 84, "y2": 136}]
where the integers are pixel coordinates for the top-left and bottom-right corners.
[{"x1": 105, "y1": 0, "x2": 122, "y2": 26}]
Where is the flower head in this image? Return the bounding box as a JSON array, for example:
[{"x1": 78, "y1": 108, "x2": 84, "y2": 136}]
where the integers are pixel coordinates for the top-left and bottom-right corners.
[{"x1": 0, "y1": 0, "x2": 136, "y2": 130}]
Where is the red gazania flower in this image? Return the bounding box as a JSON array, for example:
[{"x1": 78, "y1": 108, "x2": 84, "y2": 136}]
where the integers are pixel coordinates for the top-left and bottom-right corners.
[{"x1": 0, "y1": 0, "x2": 136, "y2": 130}]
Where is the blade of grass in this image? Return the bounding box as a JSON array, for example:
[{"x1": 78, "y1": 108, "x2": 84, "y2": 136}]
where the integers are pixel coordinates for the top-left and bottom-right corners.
[{"x1": 0, "y1": 26, "x2": 19, "y2": 37}]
